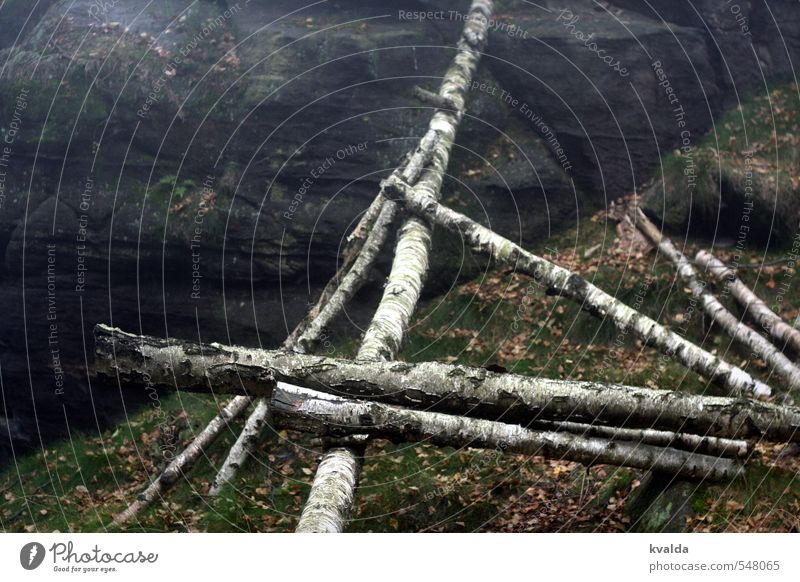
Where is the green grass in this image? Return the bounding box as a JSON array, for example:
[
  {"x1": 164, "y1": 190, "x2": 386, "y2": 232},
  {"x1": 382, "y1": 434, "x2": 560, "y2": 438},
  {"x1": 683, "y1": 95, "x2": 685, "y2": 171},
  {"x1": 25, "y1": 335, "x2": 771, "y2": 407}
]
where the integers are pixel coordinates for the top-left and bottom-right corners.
[
  {"x1": 4, "y1": 207, "x2": 799, "y2": 532},
  {"x1": 644, "y1": 83, "x2": 800, "y2": 245},
  {"x1": 4, "y1": 85, "x2": 800, "y2": 531}
]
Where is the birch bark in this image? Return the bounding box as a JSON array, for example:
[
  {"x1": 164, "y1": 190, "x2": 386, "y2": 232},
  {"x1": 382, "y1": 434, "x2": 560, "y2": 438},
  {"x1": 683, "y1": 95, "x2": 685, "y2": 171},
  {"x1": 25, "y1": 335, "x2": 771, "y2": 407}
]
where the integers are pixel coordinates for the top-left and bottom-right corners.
[
  {"x1": 530, "y1": 420, "x2": 749, "y2": 458},
  {"x1": 111, "y1": 395, "x2": 252, "y2": 526},
  {"x1": 95, "y1": 324, "x2": 800, "y2": 443},
  {"x1": 295, "y1": 0, "x2": 495, "y2": 532},
  {"x1": 632, "y1": 209, "x2": 800, "y2": 394},
  {"x1": 695, "y1": 249, "x2": 800, "y2": 355},
  {"x1": 272, "y1": 385, "x2": 743, "y2": 481},
  {"x1": 392, "y1": 187, "x2": 775, "y2": 399},
  {"x1": 214, "y1": 90, "x2": 447, "y2": 495}
]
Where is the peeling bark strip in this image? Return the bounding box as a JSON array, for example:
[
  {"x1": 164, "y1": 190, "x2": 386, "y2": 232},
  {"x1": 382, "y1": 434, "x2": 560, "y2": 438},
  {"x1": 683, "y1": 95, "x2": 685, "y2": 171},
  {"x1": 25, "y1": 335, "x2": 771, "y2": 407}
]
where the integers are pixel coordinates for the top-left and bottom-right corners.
[
  {"x1": 695, "y1": 249, "x2": 800, "y2": 355},
  {"x1": 531, "y1": 420, "x2": 749, "y2": 459},
  {"x1": 112, "y1": 395, "x2": 252, "y2": 526},
  {"x1": 633, "y1": 209, "x2": 800, "y2": 394},
  {"x1": 94, "y1": 325, "x2": 800, "y2": 443},
  {"x1": 394, "y1": 188, "x2": 774, "y2": 399},
  {"x1": 297, "y1": 0, "x2": 495, "y2": 533},
  {"x1": 272, "y1": 386, "x2": 743, "y2": 481}
]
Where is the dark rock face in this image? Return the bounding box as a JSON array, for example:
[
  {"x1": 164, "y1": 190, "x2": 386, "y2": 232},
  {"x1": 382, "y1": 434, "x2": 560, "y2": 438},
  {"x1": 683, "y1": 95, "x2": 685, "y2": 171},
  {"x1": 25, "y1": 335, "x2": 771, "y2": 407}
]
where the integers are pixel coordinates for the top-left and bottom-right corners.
[{"x1": 0, "y1": 0, "x2": 797, "y2": 463}]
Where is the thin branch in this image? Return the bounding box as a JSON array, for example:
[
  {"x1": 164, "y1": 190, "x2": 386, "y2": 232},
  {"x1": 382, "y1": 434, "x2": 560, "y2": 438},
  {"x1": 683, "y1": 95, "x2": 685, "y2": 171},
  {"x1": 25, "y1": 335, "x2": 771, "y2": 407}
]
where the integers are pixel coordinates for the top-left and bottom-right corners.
[
  {"x1": 391, "y1": 185, "x2": 775, "y2": 399},
  {"x1": 272, "y1": 385, "x2": 743, "y2": 481},
  {"x1": 695, "y1": 249, "x2": 800, "y2": 354},
  {"x1": 632, "y1": 209, "x2": 800, "y2": 395}
]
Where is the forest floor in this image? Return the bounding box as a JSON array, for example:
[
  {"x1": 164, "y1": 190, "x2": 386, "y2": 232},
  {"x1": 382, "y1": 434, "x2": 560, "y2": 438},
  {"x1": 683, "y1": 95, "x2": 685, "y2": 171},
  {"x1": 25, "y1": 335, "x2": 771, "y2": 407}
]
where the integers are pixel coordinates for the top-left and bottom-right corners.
[
  {"x1": 3, "y1": 83, "x2": 800, "y2": 533},
  {"x1": 2, "y1": 199, "x2": 800, "y2": 533}
]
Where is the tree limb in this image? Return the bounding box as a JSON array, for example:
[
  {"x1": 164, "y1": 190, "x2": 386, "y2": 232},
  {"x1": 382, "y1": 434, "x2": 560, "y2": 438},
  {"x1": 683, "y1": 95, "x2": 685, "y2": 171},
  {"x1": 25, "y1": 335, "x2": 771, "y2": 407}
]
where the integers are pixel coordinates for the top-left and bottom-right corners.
[
  {"x1": 391, "y1": 185, "x2": 775, "y2": 399},
  {"x1": 112, "y1": 395, "x2": 253, "y2": 526},
  {"x1": 632, "y1": 209, "x2": 800, "y2": 395},
  {"x1": 272, "y1": 385, "x2": 744, "y2": 481},
  {"x1": 695, "y1": 249, "x2": 800, "y2": 355},
  {"x1": 94, "y1": 324, "x2": 800, "y2": 443},
  {"x1": 530, "y1": 420, "x2": 749, "y2": 459}
]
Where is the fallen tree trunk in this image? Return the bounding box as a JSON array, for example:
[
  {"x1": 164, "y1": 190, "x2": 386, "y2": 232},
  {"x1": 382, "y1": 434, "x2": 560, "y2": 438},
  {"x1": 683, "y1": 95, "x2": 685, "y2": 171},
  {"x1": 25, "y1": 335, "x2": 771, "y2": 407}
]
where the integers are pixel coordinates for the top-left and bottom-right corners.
[
  {"x1": 632, "y1": 209, "x2": 800, "y2": 394},
  {"x1": 295, "y1": 0, "x2": 495, "y2": 532},
  {"x1": 389, "y1": 184, "x2": 774, "y2": 399},
  {"x1": 94, "y1": 325, "x2": 800, "y2": 443},
  {"x1": 294, "y1": 130, "x2": 441, "y2": 355},
  {"x1": 112, "y1": 395, "x2": 251, "y2": 526},
  {"x1": 531, "y1": 420, "x2": 749, "y2": 459},
  {"x1": 296, "y1": 446, "x2": 364, "y2": 534},
  {"x1": 215, "y1": 99, "x2": 446, "y2": 496},
  {"x1": 695, "y1": 249, "x2": 800, "y2": 355},
  {"x1": 293, "y1": 132, "x2": 441, "y2": 530},
  {"x1": 271, "y1": 385, "x2": 743, "y2": 481},
  {"x1": 208, "y1": 398, "x2": 270, "y2": 495}
]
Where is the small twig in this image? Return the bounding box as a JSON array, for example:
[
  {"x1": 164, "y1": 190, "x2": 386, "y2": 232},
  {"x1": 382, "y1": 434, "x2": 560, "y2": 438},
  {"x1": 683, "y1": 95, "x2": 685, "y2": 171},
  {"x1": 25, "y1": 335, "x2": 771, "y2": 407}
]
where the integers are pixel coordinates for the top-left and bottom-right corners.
[{"x1": 412, "y1": 86, "x2": 458, "y2": 111}]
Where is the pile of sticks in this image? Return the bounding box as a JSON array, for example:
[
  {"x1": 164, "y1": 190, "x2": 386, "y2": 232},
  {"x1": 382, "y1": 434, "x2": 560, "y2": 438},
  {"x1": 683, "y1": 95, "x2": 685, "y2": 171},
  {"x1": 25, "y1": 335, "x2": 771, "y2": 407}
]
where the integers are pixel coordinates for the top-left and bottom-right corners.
[{"x1": 95, "y1": 0, "x2": 799, "y2": 532}]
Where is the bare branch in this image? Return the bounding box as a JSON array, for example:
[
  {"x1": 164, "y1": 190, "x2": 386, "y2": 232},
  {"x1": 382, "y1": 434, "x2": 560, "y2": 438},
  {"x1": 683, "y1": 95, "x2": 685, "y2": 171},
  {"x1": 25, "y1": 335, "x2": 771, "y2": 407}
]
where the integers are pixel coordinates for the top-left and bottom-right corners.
[
  {"x1": 272, "y1": 385, "x2": 744, "y2": 481},
  {"x1": 695, "y1": 249, "x2": 800, "y2": 355},
  {"x1": 632, "y1": 209, "x2": 800, "y2": 395},
  {"x1": 393, "y1": 185, "x2": 775, "y2": 399}
]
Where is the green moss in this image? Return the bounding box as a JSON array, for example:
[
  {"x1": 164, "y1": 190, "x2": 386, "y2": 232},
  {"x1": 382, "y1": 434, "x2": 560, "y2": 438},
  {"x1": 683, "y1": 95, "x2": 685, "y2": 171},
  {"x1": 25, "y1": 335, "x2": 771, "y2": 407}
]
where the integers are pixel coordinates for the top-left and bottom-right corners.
[
  {"x1": 643, "y1": 83, "x2": 800, "y2": 246},
  {"x1": 3, "y1": 195, "x2": 799, "y2": 532}
]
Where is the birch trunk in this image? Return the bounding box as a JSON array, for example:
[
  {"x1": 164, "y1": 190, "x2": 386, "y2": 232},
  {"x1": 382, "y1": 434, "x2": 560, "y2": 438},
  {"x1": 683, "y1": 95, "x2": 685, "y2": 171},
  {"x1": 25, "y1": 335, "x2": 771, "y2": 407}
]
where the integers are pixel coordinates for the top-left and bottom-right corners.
[
  {"x1": 211, "y1": 200, "x2": 392, "y2": 495},
  {"x1": 94, "y1": 324, "x2": 800, "y2": 443},
  {"x1": 208, "y1": 398, "x2": 270, "y2": 495},
  {"x1": 272, "y1": 385, "x2": 743, "y2": 481},
  {"x1": 531, "y1": 420, "x2": 749, "y2": 459},
  {"x1": 297, "y1": 0, "x2": 494, "y2": 532},
  {"x1": 632, "y1": 209, "x2": 800, "y2": 394},
  {"x1": 112, "y1": 395, "x2": 252, "y2": 526},
  {"x1": 215, "y1": 99, "x2": 447, "y2": 495},
  {"x1": 391, "y1": 186, "x2": 775, "y2": 399},
  {"x1": 285, "y1": 192, "x2": 388, "y2": 349},
  {"x1": 695, "y1": 249, "x2": 800, "y2": 355},
  {"x1": 295, "y1": 446, "x2": 364, "y2": 533}
]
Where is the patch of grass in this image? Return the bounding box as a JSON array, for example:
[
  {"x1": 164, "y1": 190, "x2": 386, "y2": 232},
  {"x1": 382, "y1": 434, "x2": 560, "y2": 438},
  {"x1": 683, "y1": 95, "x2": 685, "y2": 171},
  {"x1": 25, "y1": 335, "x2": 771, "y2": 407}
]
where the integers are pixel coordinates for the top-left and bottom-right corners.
[
  {"x1": 3, "y1": 202, "x2": 799, "y2": 532},
  {"x1": 644, "y1": 83, "x2": 800, "y2": 246}
]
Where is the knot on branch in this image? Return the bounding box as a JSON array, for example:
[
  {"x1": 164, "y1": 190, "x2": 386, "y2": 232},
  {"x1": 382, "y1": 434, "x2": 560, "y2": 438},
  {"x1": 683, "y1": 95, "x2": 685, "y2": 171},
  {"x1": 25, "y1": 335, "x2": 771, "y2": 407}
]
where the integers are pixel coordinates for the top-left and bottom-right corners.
[
  {"x1": 463, "y1": 14, "x2": 489, "y2": 49},
  {"x1": 380, "y1": 175, "x2": 412, "y2": 202},
  {"x1": 412, "y1": 86, "x2": 459, "y2": 111}
]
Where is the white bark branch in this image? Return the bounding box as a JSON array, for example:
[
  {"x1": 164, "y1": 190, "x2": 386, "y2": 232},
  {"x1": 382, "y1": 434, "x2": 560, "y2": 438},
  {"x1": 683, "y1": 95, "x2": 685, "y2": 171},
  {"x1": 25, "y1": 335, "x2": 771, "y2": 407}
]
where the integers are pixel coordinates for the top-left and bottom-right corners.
[
  {"x1": 112, "y1": 395, "x2": 252, "y2": 526},
  {"x1": 296, "y1": 0, "x2": 494, "y2": 532},
  {"x1": 695, "y1": 249, "x2": 800, "y2": 355},
  {"x1": 632, "y1": 209, "x2": 800, "y2": 394},
  {"x1": 391, "y1": 186, "x2": 775, "y2": 399},
  {"x1": 215, "y1": 114, "x2": 447, "y2": 495},
  {"x1": 531, "y1": 420, "x2": 749, "y2": 459},
  {"x1": 94, "y1": 325, "x2": 800, "y2": 443},
  {"x1": 295, "y1": 446, "x2": 363, "y2": 533},
  {"x1": 208, "y1": 398, "x2": 270, "y2": 495},
  {"x1": 272, "y1": 385, "x2": 744, "y2": 481}
]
